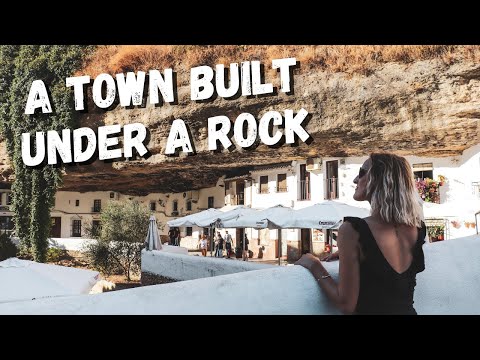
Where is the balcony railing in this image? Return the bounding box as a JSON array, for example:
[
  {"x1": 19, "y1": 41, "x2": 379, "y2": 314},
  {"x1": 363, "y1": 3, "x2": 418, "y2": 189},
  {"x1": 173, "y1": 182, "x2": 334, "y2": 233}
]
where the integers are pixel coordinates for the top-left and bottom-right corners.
[
  {"x1": 226, "y1": 194, "x2": 245, "y2": 206},
  {"x1": 473, "y1": 182, "x2": 480, "y2": 199},
  {"x1": 276, "y1": 186, "x2": 288, "y2": 193},
  {"x1": 258, "y1": 188, "x2": 270, "y2": 194},
  {"x1": 91, "y1": 206, "x2": 101, "y2": 213},
  {"x1": 326, "y1": 177, "x2": 339, "y2": 200},
  {"x1": 299, "y1": 180, "x2": 311, "y2": 201}
]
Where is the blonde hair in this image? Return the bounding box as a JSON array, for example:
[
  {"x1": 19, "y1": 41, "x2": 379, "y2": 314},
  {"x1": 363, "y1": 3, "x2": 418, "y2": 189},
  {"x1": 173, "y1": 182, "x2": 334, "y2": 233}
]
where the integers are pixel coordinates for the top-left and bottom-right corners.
[{"x1": 366, "y1": 153, "x2": 423, "y2": 227}]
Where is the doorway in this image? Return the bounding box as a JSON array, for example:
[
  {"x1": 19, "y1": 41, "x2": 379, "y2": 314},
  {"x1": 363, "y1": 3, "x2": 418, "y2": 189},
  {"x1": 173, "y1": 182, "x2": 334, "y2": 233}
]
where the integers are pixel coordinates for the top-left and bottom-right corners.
[
  {"x1": 299, "y1": 164, "x2": 311, "y2": 200},
  {"x1": 326, "y1": 160, "x2": 339, "y2": 199},
  {"x1": 301, "y1": 229, "x2": 311, "y2": 254},
  {"x1": 236, "y1": 228, "x2": 244, "y2": 249},
  {"x1": 236, "y1": 181, "x2": 245, "y2": 205},
  {"x1": 50, "y1": 217, "x2": 61, "y2": 238}
]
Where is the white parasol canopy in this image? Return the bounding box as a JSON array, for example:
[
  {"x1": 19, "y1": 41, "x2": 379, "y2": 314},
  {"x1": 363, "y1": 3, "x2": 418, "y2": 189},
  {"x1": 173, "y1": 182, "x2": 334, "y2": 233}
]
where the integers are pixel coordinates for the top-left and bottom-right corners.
[
  {"x1": 220, "y1": 205, "x2": 294, "y2": 229},
  {"x1": 269, "y1": 200, "x2": 370, "y2": 229},
  {"x1": 196, "y1": 206, "x2": 259, "y2": 227},
  {"x1": 167, "y1": 208, "x2": 222, "y2": 227},
  {"x1": 0, "y1": 258, "x2": 99, "y2": 304}
]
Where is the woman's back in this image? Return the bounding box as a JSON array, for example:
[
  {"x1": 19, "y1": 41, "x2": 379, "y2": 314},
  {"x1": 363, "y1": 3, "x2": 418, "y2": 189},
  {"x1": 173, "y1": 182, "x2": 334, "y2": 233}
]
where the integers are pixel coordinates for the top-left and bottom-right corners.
[{"x1": 345, "y1": 216, "x2": 426, "y2": 315}]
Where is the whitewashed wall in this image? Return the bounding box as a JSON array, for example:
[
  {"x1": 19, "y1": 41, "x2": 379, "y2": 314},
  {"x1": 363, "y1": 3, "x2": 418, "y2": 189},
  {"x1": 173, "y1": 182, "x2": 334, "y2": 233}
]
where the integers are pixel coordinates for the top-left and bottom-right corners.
[
  {"x1": 2, "y1": 234, "x2": 479, "y2": 315},
  {"x1": 142, "y1": 249, "x2": 273, "y2": 281}
]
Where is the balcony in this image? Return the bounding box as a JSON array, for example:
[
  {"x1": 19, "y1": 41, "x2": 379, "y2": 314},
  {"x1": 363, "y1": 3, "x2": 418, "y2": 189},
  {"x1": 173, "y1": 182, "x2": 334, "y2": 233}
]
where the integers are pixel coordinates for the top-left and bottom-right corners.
[
  {"x1": 227, "y1": 193, "x2": 245, "y2": 206},
  {"x1": 276, "y1": 186, "x2": 288, "y2": 193},
  {"x1": 473, "y1": 182, "x2": 480, "y2": 199},
  {"x1": 326, "y1": 177, "x2": 339, "y2": 200},
  {"x1": 298, "y1": 180, "x2": 311, "y2": 201},
  {"x1": 91, "y1": 206, "x2": 101, "y2": 213},
  {"x1": 258, "y1": 188, "x2": 270, "y2": 194}
]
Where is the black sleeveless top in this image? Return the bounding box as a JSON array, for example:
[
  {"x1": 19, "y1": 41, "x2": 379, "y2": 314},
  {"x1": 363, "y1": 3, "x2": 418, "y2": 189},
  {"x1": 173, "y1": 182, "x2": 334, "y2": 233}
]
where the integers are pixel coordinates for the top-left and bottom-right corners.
[{"x1": 344, "y1": 217, "x2": 426, "y2": 315}]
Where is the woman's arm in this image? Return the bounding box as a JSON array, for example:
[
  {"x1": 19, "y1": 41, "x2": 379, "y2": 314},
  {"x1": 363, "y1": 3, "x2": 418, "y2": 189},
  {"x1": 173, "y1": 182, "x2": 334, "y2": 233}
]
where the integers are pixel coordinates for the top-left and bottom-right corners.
[{"x1": 295, "y1": 222, "x2": 361, "y2": 314}]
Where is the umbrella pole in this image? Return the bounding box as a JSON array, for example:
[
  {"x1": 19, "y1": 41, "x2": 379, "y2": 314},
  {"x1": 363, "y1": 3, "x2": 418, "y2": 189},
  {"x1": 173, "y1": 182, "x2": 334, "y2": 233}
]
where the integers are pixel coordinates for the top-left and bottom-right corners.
[
  {"x1": 210, "y1": 225, "x2": 213, "y2": 257},
  {"x1": 278, "y1": 229, "x2": 281, "y2": 266}
]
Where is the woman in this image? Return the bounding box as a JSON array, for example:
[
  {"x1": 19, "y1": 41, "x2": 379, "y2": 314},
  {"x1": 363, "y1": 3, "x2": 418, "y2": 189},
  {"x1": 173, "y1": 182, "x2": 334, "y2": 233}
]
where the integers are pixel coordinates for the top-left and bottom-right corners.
[
  {"x1": 199, "y1": 235, "x2": 208, "y2": 257},
  {"x1": 296, "y1": 153, "x2": 426, "y2": 315}
]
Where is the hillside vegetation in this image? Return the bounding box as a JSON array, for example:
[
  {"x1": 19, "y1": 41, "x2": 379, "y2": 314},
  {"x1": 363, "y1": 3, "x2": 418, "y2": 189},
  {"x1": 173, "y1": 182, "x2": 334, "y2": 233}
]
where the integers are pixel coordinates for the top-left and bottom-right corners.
[{"x1": 81, "y1": 45, "x2": 480, "y2": 78}]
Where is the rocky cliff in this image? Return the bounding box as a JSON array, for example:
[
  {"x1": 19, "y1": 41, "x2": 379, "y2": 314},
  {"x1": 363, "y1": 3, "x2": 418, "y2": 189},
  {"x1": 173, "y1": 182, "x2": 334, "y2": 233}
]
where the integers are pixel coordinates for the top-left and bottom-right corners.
[{"x1": 1, "y1": 59, "x2": 479, "y2": 195}]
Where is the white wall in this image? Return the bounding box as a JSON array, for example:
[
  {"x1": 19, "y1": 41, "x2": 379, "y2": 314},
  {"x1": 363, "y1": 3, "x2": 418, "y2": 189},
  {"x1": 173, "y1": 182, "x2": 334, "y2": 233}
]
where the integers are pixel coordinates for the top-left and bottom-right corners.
[
  {"x1": 142, "y1": 248, "x2": 273, "y2": 281},
  {"x1": 2, "y1": 234, "x2": 479, "y2": 314}
]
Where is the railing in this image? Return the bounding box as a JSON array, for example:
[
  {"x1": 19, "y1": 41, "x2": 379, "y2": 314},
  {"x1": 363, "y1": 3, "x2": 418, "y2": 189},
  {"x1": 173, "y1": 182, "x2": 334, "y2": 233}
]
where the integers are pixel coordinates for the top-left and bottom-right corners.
[
  {"x1": 0, "y1": 205, "x2": 11, "y2": 211},
  {"x1": 276, "y1": 186, "x2": 288, "y2": 193},
  {"x1": 226, "y1": 194, "x2": 245, "y2": 206},
  {"x1": 299, "y1": 180, "x2": 311, "y2": 201},
  {"x1": 326, "y1": 177, "x2": 339, "y2": 200},
  {"x1": 472, "y1": 182, "x2": 480, "y2": 199},
  {"x1": 258, "y1": 188, "x2": 270, "y2": 194},
  {"x1": 91, "y1": 206, "x2": 101, "y2": 213}
]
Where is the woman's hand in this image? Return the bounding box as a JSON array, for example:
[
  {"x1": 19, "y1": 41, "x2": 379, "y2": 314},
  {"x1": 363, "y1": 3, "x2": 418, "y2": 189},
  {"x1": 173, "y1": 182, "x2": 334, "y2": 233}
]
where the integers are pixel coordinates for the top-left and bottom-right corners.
[
  {"x1": 321, "y1": 251, "x2": 339, "y2": 262},
  {"x1": 295, "y1": 253, "x2": 321, "y2": 272}
]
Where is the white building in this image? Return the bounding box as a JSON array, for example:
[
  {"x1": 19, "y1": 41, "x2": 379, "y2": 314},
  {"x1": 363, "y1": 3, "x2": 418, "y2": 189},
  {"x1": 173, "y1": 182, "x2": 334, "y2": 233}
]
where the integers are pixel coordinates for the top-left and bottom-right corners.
[{"x1": 1, "y1": 144, "x2": 478, "y2": 260}]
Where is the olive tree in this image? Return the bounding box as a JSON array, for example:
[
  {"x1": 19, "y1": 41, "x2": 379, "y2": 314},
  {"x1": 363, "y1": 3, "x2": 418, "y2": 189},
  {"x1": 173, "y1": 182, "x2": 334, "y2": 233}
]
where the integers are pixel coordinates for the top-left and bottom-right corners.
[{"x1": 84, "y1": 200, "x2": 150, "y2": 281}]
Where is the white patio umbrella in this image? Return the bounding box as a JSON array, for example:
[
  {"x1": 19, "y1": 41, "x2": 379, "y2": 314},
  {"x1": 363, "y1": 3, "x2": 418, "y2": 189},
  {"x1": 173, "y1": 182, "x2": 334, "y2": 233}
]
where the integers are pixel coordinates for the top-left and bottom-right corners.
[
  {"x1": 269, "y1": 200, "x2": 370, "y2": 229},
  {"x1": 220, "y1": 205, "x2": 294, "y2": 229},
  {"x1": 196, "y1": 206, "x2": 259, "y2": 227},
  {"x1": 167, "y1": 208, "x2": 222, "y2": 227},
  {"x1": 146, "y1": 215, "x2": 162, "y2": 251},
  {"x1": 0, "y1": 258, "x2": 99, "y2": 304}
]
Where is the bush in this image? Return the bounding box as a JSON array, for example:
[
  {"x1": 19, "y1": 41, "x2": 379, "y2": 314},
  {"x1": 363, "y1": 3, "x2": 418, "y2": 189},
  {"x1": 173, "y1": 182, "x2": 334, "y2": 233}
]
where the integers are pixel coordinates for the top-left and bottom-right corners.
[
  {"x1": 46, "y1": 247, "x2": 66, "y2": 263},
  {"x1": 0, "y1": 233, "x2": 17, "y2": 261},
  {"x1": 83, "y1": 200, "x2": 150, "y2": 280}
]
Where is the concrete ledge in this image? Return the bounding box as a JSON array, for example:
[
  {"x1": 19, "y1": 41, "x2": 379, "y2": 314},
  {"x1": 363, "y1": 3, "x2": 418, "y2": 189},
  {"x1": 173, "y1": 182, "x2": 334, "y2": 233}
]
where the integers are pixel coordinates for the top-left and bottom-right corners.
[
  {"x1": 0, "y1": 264, "x2": 342, "y2": 315},
  {"x1": 1, "y1": 234, "x2": 478, "y2": 314},
  {"x1": 142, "y1": 248, "x2": 273, "y2": 281},
  {"x1": 156, "y1": 244, "x2": 188, "y2": 255}
]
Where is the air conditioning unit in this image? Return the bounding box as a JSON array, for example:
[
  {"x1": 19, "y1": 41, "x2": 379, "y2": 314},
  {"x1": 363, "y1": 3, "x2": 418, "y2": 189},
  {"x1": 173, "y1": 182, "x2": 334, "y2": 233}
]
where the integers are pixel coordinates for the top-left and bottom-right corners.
[
  {"x1": 306, "y1": 158, "x2": 322, "y2": 172},
  {"x1": 109, "y1": 192, "x2": 120, "y2": 200}
]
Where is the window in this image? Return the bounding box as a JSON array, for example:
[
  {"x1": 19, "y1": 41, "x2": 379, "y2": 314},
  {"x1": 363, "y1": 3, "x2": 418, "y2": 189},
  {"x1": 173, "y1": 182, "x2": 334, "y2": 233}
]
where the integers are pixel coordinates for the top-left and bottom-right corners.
[
  {"x1": 72, "y1": 220, "x2": 82, "y2": 237},
  {"x1": 173, "y1": 200, "x2": 178, "y2": 212},
  {"x1": 208, "y1": 196, "x2": 214, "y2": 209},
  {"x1": 186, "y1": 227, "x2": 193, "y2": 236},
  {"x1": 473, "y1": 182, "x2": 480, "y2": 199},
  {"x1": 110, "y1": 192, "x2": 115, "y2": 199},
  {"x1": 277, "y1": 174, "x2": 287, "y2": 192},
  {"x1": 6, "y1": 193, "x2": 12, "y2": 205},
  {"x1": 150, "y1": 202, "x2": 156, "y2": 211},
  {"x1": 93, "y1": 199, "x2": 101, "y2": 212},
  {"x1": 259, "y1": 176, "x2": 269, "y2": 194},
  {"x1": 186, "y1": 200, "x2": 192, "y2": 211},
  {"x1": 413, "y1": 163, "x2": 433, "y2": 180},
  {"x1": 75, "y1": 200, "x2": 80, "y2": 207},
  {"x1": 203, "y1": 227, "x2": 210, "y2": 236}
]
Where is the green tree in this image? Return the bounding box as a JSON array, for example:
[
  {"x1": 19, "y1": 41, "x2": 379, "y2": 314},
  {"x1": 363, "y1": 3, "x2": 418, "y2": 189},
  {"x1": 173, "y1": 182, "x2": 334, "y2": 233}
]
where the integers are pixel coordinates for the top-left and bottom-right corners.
[
  {"x1": 84, "y1": 200, "x2": 150, "y2": 281},
  {"x1": 0, "y1": 45, "x2": 94, "y2": 262}
]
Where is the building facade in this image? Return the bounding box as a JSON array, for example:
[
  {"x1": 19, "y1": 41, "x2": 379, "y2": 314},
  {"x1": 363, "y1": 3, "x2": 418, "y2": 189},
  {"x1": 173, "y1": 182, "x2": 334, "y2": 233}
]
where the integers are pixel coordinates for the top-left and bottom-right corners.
[{"x1": 1, "y1": 144, "x2": 479, "y2": 261}]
